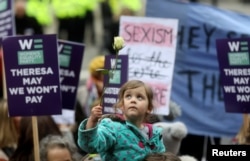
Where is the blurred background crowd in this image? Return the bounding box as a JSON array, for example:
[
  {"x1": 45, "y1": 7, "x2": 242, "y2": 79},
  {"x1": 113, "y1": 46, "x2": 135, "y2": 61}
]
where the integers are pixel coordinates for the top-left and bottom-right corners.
[{"x1": 13, "y1": 0, "x2": 250, "y2": 74}]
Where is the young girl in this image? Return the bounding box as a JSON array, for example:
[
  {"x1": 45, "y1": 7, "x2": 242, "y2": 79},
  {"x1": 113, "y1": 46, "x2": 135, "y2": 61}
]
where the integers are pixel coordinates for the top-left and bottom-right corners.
[{"x1": 78, "y1": 80, "x2": 165, "y2": 161}]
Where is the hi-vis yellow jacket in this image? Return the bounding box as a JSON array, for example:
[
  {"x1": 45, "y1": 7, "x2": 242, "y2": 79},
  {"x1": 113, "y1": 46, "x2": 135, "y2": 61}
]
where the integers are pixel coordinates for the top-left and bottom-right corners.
[
  {"x1": 26, "y1": 0, "x2": 52, "y2": 26},
  {"x1": 51, "y1": 0, "x2": 98, "y2": 19},
  {"x1": 26, "y1": 0, "x2": 99, "y2": 26}
]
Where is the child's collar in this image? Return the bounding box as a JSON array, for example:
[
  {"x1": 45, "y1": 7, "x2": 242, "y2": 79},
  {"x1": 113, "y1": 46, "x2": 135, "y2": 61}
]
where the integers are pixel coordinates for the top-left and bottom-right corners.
[{"x1": 101, "y1": 113, "x2": 125, "y2": 122}]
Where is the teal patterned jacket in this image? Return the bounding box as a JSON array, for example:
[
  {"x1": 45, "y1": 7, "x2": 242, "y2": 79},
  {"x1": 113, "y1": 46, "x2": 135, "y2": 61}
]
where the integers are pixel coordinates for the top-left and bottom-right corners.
[{"x1": 78, "y1": 118, "x2": 165, "y2": 161}]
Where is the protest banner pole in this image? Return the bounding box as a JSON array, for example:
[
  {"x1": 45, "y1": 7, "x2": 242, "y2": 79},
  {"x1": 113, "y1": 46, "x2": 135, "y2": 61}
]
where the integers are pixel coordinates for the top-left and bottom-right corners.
[
  {"x1": 1, "y1": 48, "x2": 7, "y2": 99},
  {"x1": 32, "y1": 116, "x2": 40, "y2": 161},
  {"x1": 2, "y1": 63, "x2": 7, "y2": 99}
]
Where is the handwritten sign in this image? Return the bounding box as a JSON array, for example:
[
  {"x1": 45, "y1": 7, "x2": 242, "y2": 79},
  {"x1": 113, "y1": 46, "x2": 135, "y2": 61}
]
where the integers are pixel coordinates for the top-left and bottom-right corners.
[
  {"x1": 0, "y1": 0, "x2": 15, "y2": 38},
  {"x1": 2, "y1": 34, "x2": 62, "y2": 116},
  {"x1": 216, "y1": 38, "x2": 250, "y2": 113},
  {"x1": 119, "y1": 16, "x2": 178, "y2": 115},
  {"x1": 58, "y1": 40, "x2": 85, "y2": 110},
  {"x1": 103, "y1": 55, "x2": 128, "y2": 114}
]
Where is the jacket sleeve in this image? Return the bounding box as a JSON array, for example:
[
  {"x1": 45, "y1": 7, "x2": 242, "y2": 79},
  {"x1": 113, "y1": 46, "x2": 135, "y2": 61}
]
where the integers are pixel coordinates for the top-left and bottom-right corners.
[
  {"x1": 77, "y1": 118, "x2": 117, "y2": 153},
  {"x1": 158, "y1": 135, "x2": 166, "y2": 153},
  {"x1": 153, "y1": 126, "x2": 166, "y2": 153}
]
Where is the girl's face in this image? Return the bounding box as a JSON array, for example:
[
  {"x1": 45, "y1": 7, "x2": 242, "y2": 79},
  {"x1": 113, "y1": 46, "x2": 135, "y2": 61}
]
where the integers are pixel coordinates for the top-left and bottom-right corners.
[{"x1": 121, "y1": 86, "x2": 151, "y2": 122}]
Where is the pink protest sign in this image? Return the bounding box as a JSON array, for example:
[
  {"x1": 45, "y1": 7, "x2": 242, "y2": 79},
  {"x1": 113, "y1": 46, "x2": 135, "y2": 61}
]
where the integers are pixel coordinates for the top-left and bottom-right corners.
[{"x1": 119, "y1": 16, "x2": 178, "y2": 115}]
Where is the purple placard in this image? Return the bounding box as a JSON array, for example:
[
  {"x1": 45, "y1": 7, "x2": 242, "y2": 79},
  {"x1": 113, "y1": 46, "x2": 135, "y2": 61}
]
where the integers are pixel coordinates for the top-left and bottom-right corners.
[
  {"x1": 58, "y1": 40, "x2": 85, "y2": 110},
  {"x1": 2, "y1": 34, "x2": 62, "y2": 116},
  {"x1": 0, "y1": 0, "x2": 15, "y2": 39},
  {"x1": 216, "y1": 38, "x2": 250, "y2": 113},
  {"x1": 103, "y1": 55, "x2": 128, "y2": 114}
]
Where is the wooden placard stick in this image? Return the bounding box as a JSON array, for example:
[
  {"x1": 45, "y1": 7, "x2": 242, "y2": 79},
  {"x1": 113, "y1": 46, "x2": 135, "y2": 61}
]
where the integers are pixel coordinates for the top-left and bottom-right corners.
[
  {"x1": 32, "y1": 116, "x2": 40, "y2": 161},
  {"x1": 1, "y1": 47, "x2": 6, "y2": 99},
  {"x1": 243, "y1": 114, "x2": 249, "y2": 137}
]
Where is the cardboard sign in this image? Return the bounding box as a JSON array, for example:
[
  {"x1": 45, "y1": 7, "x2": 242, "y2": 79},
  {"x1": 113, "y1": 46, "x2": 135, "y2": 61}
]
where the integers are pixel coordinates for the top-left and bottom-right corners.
[
  {"x1": 103, "y1": 55, "x2": 128, "y2": 114},
  {"x1": 2, "y1": 34, "x2": 62, "y2": 116},
  {"x1": 119, "y1": 16, "x2": 178, "y2": 115},
  {"x1": 58, "y1": 40, "x2": 85, "y2": 110},
  {"x1": 216, "y1": 38, "x2": 250, "y2": 113}
]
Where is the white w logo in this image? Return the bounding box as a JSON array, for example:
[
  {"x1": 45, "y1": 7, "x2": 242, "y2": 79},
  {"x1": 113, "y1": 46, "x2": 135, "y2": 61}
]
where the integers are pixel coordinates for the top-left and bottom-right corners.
[
  {"x1": 110, "y1": 58, "x2": 116, "y2": 68},
  {"x1": 228, "y1": 41, "x2": 239, "y2": 52},
  {"x1": 18, "y1": 39, "x2": 33, "y2": 50}
]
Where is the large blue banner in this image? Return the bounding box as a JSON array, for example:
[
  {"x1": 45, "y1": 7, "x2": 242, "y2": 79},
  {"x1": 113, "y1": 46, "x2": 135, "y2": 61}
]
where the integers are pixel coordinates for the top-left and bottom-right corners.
[{"x1": 146, "y1": 0, "x2": 250, "y2": 137}]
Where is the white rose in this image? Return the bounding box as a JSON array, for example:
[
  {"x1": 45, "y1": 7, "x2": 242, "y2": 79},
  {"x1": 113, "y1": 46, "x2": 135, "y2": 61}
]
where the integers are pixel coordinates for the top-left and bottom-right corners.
[{"x1": 113, "y1": 36, "x2": 124, "y2": 51}]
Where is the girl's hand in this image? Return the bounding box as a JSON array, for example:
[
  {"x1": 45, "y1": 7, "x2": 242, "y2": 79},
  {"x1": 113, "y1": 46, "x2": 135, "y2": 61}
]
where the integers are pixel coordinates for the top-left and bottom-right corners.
[
  {"x1": 90, "y1": 105, "x2": 103, "y2": 122},
  {"x1": 86, "y1": 105, "x2": 103, "y2": 129}
]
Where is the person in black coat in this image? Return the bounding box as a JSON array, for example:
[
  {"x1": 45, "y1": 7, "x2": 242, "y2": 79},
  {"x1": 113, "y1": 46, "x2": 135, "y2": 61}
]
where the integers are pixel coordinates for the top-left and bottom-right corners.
[{"x1": 14, "y1": 0, "x2": 43, "y2": 35}]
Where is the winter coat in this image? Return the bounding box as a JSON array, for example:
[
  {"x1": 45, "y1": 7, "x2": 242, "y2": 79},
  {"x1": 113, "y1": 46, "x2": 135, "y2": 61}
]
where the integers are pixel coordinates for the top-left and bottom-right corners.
[{"x1": 78, "y1": 117, "x2": 165, "y2": 161}]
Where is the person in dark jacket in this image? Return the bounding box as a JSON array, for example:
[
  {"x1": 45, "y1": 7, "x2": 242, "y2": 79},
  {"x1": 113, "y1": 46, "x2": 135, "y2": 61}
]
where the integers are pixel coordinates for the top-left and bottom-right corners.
[{"x1": 14, "y1": 0, "x2": 43, "y2": 35}]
